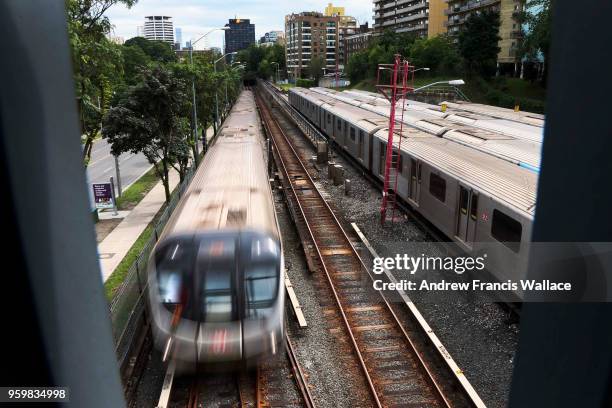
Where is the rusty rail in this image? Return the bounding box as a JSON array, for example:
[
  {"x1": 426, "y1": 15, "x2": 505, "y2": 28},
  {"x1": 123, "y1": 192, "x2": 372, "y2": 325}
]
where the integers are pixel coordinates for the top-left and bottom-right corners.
[{"x1": 256, "y1": 89, "x2": 481, "y2": 408}]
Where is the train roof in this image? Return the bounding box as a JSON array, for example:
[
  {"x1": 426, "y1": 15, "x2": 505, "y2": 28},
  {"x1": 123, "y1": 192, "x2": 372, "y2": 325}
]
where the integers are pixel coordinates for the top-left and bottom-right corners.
[
  {"x1": 295, "y1": 87, "x2": 542, "y2": 170},
  {"x1": 442, "y1": 100, "x2": 545, "y2": 127},
  {"x1": 290, "y1": 87, "x2": 537, "y2": 217},
  {"x1": 161, "y1": 90, "x2": 278, "y2": 240},
  {"x1": 310, "y1": 87, "x2": 544, "y2": 144}
]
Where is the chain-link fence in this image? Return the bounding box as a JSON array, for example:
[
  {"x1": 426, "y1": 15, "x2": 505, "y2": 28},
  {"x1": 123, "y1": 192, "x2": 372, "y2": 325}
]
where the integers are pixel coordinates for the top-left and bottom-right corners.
[{"x1": 108, "y1": 167, "x2": 195, "y2": 372}]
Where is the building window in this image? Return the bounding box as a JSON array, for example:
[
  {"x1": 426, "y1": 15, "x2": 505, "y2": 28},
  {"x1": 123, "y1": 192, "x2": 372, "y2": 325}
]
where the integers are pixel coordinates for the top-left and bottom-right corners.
[
  {"x1": 429, "y1": 173, "x2": 446, "y2": 202},
  {"x1": 491, "y1": 209, "x2": 522, "y2": 253}
]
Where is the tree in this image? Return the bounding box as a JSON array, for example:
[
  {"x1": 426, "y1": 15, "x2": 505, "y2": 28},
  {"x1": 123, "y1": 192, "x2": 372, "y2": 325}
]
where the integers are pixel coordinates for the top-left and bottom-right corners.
[
  {"x1": 308, "y1": 56, "x2": 326, "y2": 83},
  {"x1": 66, "y1": 0, "x2": 137, "y2": 164},
  {"x1": 458, "y1": 10, "x2": 501, "y2": 77},
  {"x1": 102, "y1": 67, "x2": 191, "y2": 201},
  {"x1": 409, "y1": 35, "x2": 461, "y2": 75},
  {"x1": 346, "y1": 50, "x2": 370, "y2": 83},
  {"x1": 519, "y1": 0, "x2": 553, "y2": 83},
  {"x1": 122, "y1": 44, "x2": 151, "y2": 85},
  {"x1": 124, "y1": 36, "x2": 177, "y2": 63}
]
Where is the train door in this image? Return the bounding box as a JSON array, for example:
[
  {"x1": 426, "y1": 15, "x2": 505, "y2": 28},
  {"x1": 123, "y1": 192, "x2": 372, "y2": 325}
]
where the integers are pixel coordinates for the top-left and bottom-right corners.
[
  {"x1": 456, "y1": 185, "x2": 478, "y2": 246},
  {"x1": 408, "y1": 158, "x2": 421, "y2": 204}
]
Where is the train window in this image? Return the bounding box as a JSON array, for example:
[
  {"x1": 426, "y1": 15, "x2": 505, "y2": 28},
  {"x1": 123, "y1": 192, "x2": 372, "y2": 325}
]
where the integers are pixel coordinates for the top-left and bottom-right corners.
[
  {"x1": 155, "y1": 240, "x2": 196, "y2": 305},
  {"x1": 245, "y1": 265, "x2": 278, "y2": 309},
  {"x1": 417, "y1": 163, "x2": 422, "y2": 183},
  {"x1": 327, "y1": 112, "x2": 331, "y2": 124},
  {"x1": 337, "y1": 119, "x2": 342, "y2": 131},
  {"x1": 358, "y1": 131, "x2": 364, "y2": 157},
  {"x1": 460, "y1": 187, "x2": 468, "y2": 215},
  {"x1": 470, "y1": 194, "x2": 479, "y2": 220},
  {"x1": 379, "y1": 143, "x2": 386, "y2": 175},
  {"x1": 429, "y1": 173, "x2": 446, "y2": 202},
  {"x1": 491, "y1": 209, "x2": 522, "y2": 253},
  {"x1": 411, "y1": 159, "x2": 417, "y2": 180},
  {"x1": 201, "y1": 264, "x2": 234, "y2": 322},
  {"x1": 350, "y1": 127, "x2": 356, "y2": 141}
]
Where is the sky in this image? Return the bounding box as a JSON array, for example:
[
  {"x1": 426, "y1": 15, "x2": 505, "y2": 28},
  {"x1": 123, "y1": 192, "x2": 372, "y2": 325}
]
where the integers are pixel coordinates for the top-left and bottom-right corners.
[{"x1": 105, "y1": 0, "x2": 374, "y2": 50}]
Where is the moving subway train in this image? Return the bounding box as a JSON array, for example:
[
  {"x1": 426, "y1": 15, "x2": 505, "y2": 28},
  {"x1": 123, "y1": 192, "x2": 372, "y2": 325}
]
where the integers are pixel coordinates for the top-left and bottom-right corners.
[
  {"x1": 147, "y1": 90, "x2": 284, "y2": 372},
  {"x1": 288, "y1": 86, "x2": 538, "y2": 301}
]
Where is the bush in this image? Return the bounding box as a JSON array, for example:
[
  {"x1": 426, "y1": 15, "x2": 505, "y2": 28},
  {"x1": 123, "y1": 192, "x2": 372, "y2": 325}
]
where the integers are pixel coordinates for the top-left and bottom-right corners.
[
  {"x1": 475, "y1": 77, "x2": 545, "y2": 114},
  {"x1": 296, "y1": 78, "x2": 315, "y2": 88}
]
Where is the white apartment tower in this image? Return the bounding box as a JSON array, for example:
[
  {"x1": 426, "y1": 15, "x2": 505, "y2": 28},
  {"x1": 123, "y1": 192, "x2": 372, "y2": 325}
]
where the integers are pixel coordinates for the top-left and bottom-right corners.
[{"x1": 143, "y1": 16, "x2": 174, "y2": 44}]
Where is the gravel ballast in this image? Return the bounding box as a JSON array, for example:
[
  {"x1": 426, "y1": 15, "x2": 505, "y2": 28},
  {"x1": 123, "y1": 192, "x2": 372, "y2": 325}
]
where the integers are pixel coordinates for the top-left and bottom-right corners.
[{"x1": 269, "y1": 99, "x2": 519, "y2": 408}]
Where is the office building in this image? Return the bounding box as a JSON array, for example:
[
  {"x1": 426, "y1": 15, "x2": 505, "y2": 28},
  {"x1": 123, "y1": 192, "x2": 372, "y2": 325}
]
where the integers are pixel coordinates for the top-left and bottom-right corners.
[
  {"x1": 260, "y1": 31, "x2": 285, "y2": 46},
  {"x1": 445, "y1": 0, "x2": 524, "y2": 71},
  {"x1": 285, "y1": 12, "x2": 340, "y2": 80},
  {"x1": 224, "y1": 18, "x2": 256, "y2": 55},
  {"x1": 174, "y1": 27, "x2": 183, "y2": 49},
  {"x1": 143, "y1": 16, "x2": 174, "y2": 44}
]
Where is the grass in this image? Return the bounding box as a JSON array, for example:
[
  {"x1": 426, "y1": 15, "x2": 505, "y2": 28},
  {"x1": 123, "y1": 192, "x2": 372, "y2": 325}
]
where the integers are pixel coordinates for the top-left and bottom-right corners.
[
  {"x1": 279, "y1": 83, "x2": 296, "y2": 91},
  {"x1": 493, "y1": 77, "x2": 547, "y2": 101},
  {"x1": 116, "y1": 166, "x2": 158, "y2": 210},
  {"x1": 103, "y1": 222, "x2": 156, "y2": 300}
]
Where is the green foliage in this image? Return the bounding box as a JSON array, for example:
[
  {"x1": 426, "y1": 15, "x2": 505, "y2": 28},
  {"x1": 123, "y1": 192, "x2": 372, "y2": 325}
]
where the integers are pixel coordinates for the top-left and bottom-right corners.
[
  {"x1": 410, "y1": 36, "x2": 461, "y2": 75},
  {"x1": 307, "y1": 56, "x2": 326, "y2": 82},
  {"x1": 296, "y1": 78, "x2": 315, "y2": 88},
  {"x1": 473, "y1": 77, "x2": 545, "y2": 113},
  {"x1": 102, "y1": 66, "x2": 191, "y2": 201},
  {"x1": 458, "y1": 10, "x2": 501, "y2": 77},
  {"x1": 518, "y1": 0, "x2": 552, "y2": 83},
  {"x1": 236, "y1": 43, "x2": 286, "y2": 80},
  {"x1": 346, "y1": 30, "x2": 461, "y2": 84},
  {"x1": 66, "y1": 0, "x2": 136, "y2": 163},
  {"x1": 124, "y1": 36, "x2": 177, "y2": 63}
]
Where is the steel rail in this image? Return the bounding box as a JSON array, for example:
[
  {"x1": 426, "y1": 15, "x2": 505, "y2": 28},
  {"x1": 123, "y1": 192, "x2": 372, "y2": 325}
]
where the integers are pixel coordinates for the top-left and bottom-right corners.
[
  {"x1": 256, "y1": 90, "x2": 462, "y2": 408},
  {"x1": 285, "y1": 334, "x2": 317, "y2": 408}
]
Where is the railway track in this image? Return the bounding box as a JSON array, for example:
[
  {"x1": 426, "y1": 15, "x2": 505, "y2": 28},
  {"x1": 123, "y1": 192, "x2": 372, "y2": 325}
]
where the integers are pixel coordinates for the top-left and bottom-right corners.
[
  {"x1": 157, "y1": 333, "x2": 314, "y2": 408},
  {"x1": 256, "y1": 89, "x2": 484, "y2": 408}
]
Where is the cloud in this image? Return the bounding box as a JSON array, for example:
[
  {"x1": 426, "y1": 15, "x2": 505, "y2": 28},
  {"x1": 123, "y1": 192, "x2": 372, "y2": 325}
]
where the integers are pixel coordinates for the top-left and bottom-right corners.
[{"x1": 105, "y1": 0, "x2": 373, "y2": 49}]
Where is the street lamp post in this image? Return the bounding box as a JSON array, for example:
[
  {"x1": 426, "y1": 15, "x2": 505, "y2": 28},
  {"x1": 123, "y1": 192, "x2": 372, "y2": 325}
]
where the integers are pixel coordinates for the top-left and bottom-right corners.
[
  {"x1": 214, "y1": 52, "x2": 237, "y2": 130},
  {"x1": 189, "y1": 27, "x2": 228, "y2": 162},
  {"x1": 413, "y1": 79, "x2": 465, "y2": 92},
  {"x1": 271, "y1": 62, "x2": 279, "y2": 84}
]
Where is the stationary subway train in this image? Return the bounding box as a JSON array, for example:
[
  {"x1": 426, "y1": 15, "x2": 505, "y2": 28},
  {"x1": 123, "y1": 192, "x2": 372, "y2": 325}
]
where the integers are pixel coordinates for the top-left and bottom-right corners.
[
  {"x1": 147, "y1": 90, "x2": 284, "y2": 372},
  {"x1": 288, "y1": 86, "x2": 538, "y2": 301},
  {"x1": 309, "y1": 87, "x2": 543, "y2": 171}
]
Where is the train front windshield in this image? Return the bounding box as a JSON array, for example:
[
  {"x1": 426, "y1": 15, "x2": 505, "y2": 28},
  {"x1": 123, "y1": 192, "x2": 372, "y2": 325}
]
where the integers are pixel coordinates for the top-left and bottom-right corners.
[{"x1": 155, "y1": 231, "x2": 281, "y2": 322}]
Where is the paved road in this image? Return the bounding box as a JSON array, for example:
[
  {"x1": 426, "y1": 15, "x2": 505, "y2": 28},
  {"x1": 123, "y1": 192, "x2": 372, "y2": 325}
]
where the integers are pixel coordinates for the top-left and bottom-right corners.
[{"x1": 86, "y1": 139, "x2": 152, "y2": 194}]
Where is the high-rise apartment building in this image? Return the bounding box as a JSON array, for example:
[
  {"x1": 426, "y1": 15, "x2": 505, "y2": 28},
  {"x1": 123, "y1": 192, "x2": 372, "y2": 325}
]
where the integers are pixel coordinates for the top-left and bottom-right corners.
[
  {"x1": 224, "y1": 18, "x2": 256, "y2": 55},
  {"x1": 143, "y1": 16, "x2": 174, "y2": 43},
  {"x1": 445, "y1": 0, "x2": 524, "y2": 71},
  {"x1": 373, "y1": 0, "x2": 444, "y2": 37},
  {"x1": 285, "y1": 12, "x2": 340, "y2": 79},
  {"x1": 324, "y1": 3, "x2": 358, "y2": 70},
  {"x1": 343, "y1": 23, "x2": 372, "y2": 65}
]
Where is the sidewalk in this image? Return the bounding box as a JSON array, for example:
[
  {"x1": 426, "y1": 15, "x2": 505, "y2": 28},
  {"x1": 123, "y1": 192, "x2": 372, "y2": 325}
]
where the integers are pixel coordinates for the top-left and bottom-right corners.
[{"x1": 98, "y1": 169, "x2": 179, "y2": 282}]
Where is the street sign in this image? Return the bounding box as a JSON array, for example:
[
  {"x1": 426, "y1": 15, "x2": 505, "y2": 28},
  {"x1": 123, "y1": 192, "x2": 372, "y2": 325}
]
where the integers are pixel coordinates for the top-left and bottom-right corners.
[{"x1": 92, "y1": 183, "x2": 114, "y2": 209}]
